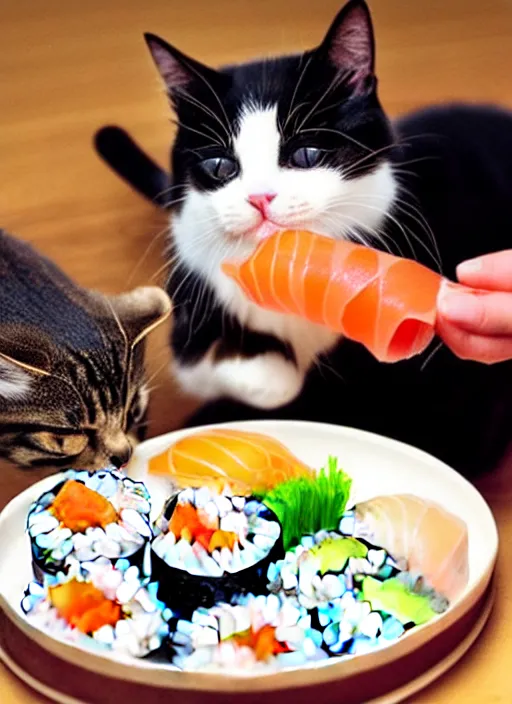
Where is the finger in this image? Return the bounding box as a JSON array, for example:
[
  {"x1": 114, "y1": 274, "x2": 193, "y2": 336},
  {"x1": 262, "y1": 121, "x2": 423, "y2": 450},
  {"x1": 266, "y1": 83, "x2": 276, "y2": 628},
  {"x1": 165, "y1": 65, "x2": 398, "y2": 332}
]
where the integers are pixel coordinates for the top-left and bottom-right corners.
[
  {"x1": 456, "y1": 249, "x2": 512, "y2": 291},
  {"x1": 437, "y1": 286, "x2": 512, "y2": 335},
  {"x1": 436, "y1": 318, "x2": 512, "y2": 364}
]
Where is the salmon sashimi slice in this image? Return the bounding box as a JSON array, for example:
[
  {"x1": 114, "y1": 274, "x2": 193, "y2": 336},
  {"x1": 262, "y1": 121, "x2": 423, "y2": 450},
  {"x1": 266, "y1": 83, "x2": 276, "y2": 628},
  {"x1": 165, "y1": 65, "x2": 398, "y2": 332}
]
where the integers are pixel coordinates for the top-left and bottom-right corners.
[
  {"x1": 222, "y1": 229, "x2": 443, "y2": 363},
  {"x1": 351, "y1": 494, "x2": 469, "y2": 601},
  {"x1": 148, "y1": 428, "x2": 314, "y2": 495}
]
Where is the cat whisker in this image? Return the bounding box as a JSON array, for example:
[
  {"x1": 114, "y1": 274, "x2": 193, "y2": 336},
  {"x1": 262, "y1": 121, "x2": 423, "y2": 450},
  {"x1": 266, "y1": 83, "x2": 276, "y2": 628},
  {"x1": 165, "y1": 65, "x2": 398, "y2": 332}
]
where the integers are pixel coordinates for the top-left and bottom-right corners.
[
  {"x1": 395, "y1": 156, "x2": 441, "y2": 169},
  {"x1": 153, "y1": 182, "x2": 184, "y2": 197},
  {"x1": 340, "y1": 144, "x2": 402, "y2": 179},
  {"x1": 145, "y1": 358, "x2": 173, "y2": 388},
  {"x1": 321, "y1": 202, "x2": 399, "y2": 256},
  {"x1": 283, "y1": 55, "x2": 314, "y2": 132},
  {"x1": 420, "y1": 341, "x2": 444, "y2": 372},
  {"x1": 284, "y1": 100, "x2": 312, "y2": 134},
  {"x1": 298, "y1": 127, "x2": 374, "y2": 154},
  {"x1": 323, "y1": 192, "x2": 441, "y2": 270},
  {"x1": 174, "y1": 57, "x2": 232, "y2": 142},
  {"x1": 325, "y1": 190, "x2": 442, "y2": 270},
  {"x1": 314, "y1": 356, "x2": 346, "y2": 385},
  {"x1": 294, "y1": 68, "x2": 351, "y2": 134},
  {"x1": 170, "y1": 117, "x2": 224, "y2": 148},
  {"x1": 186, "y1": 239, "x2": 226, "y2": 348},
  {"x1": 127, "y1": 225, "x2": 170, "y2": 287},
  {"x1": 174, "y1": 88, "x2": 231, "y2": 145}
]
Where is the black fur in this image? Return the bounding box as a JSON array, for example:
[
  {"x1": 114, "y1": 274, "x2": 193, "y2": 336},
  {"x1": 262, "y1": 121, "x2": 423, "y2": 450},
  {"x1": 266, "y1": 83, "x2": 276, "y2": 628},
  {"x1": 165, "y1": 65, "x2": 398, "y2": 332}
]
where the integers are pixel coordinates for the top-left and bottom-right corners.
[
  {"x1": 94, "y1": 2, "x2": 512, "y2": 477},
  {"x1": 94, "y1": 126, "x2": 171, "y2": 207}
]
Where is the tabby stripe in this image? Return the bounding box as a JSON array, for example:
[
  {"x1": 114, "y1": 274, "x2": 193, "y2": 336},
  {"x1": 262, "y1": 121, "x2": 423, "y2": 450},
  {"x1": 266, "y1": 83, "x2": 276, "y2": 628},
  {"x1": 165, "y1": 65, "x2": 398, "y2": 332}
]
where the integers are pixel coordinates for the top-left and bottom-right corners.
[
  {"x1": 0, "y1": 423, "x2": 83, "y2": 435},
  {"x1": 14, "y1": 436, "x2": 68, "y2": 456},
  {"x1": 29, "y1": 456, "x2": 81, "y2": 468}
]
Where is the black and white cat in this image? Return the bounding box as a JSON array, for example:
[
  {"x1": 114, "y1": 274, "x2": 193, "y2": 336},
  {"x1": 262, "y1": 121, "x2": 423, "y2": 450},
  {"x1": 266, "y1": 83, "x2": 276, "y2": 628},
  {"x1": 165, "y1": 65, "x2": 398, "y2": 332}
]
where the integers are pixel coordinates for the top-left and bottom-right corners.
[{"x1": 96, "y1": 0, "x2": 512, "y2": 477}]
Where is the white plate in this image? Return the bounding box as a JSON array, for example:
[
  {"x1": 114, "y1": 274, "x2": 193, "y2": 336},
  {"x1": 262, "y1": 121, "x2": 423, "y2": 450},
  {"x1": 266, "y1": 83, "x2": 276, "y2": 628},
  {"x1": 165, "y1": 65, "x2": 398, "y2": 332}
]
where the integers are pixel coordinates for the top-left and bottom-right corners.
[{"x1": 0, "y1": 420, "x2": 498, "y2": 704}]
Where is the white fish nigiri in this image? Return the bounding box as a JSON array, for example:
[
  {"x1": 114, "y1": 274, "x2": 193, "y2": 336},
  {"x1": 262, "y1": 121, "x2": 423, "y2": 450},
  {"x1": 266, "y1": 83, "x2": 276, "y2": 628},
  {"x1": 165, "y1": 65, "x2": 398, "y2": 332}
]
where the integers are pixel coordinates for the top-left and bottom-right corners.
[{"x1": 351, "y1": 494, "x2": 469, "y2": 601}]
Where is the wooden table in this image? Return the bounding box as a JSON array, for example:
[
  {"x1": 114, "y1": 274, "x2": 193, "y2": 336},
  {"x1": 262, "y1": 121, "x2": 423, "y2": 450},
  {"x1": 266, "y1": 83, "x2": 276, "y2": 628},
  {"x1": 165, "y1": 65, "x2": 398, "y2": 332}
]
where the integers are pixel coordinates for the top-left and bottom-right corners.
[{"x1": 1, "y1": 0, "x2": 511, "y2": 700}]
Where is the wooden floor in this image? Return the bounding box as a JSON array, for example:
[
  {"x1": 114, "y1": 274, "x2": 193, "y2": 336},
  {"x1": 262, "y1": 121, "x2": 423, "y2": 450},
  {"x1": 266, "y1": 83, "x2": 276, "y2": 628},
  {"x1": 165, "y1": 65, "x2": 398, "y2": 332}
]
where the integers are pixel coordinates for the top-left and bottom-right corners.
[{"x1": 1, "y1": 0, "x2": 512, "y2": 701}]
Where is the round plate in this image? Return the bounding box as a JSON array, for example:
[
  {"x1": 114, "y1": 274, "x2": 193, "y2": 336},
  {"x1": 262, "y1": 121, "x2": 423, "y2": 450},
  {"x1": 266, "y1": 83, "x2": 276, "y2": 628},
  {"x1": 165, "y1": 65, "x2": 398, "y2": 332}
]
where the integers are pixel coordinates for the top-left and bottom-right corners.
[{"x1": 0, "y1": 420, "x2": 498, "y2": 704}]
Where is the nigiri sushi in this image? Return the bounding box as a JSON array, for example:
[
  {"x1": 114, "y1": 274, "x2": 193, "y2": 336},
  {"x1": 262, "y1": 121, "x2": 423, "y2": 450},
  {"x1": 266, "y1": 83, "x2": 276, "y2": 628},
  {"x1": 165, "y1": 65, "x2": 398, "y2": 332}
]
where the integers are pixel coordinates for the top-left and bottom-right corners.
[
  {"x1": 222, "y1": 229, "x2": 443, "y2": 363},
  {"x1": 148, "y1": 428, "x2": 314, "y2": 495},
  {"x1": 340, "y1": 494, "x2": 469, "y2": 601}
]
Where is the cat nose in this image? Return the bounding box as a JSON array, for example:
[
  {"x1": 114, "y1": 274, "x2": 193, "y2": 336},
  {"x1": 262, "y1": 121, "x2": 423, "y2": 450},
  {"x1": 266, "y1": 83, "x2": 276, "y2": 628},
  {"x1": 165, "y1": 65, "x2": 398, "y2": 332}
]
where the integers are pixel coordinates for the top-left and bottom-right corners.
[
  {"x1": 248, "y1": 193, "x2": 276, "y2": 214},
  {"x1": 110, "y1": 445, "x2": 132, "y2": 469}
]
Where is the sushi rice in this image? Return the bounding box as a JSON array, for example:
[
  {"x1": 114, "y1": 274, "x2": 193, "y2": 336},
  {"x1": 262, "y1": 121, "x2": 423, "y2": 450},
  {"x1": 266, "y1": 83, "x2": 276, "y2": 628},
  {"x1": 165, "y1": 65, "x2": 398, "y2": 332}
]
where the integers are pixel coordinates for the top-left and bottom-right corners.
[{"x1": 168, "y1": 593, "x2": 328, "y2": 671}]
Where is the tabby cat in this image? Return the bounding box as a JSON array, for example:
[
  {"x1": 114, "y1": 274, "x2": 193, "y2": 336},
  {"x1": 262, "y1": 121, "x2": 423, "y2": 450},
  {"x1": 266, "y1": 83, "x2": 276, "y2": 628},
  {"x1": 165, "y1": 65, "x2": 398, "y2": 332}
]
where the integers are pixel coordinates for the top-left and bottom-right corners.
[
  {"x1": 95, "y1": 0, "x2": 512, "y2": 477},
  {"x1": 0, "y1": 230, "x2": 170, "y2": 469}
]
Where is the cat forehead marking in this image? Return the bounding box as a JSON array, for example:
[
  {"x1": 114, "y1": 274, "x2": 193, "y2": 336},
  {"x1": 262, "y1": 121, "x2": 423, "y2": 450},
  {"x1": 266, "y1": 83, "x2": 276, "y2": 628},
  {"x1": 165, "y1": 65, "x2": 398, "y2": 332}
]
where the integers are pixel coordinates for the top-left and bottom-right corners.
[{"x1": 234, "y1": 105, "x2": 280, "y2": 190}]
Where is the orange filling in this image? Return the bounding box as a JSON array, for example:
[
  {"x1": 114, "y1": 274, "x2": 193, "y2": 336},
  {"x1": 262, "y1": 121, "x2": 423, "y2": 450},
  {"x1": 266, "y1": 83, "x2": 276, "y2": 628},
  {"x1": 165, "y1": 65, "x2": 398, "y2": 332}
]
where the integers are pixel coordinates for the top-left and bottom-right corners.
[
  {"x1": 231, "y1": 625, "x2": 290, "y2": 661},
  {"x1": 49, "y1": 579, "x2": 122, "y2": 634},
  {"x1": 51, "y1": 480, "x2": 117, "y2": 532},
  {"x1": 169, "y1": 503, "x2": 238, "y2": 553}
]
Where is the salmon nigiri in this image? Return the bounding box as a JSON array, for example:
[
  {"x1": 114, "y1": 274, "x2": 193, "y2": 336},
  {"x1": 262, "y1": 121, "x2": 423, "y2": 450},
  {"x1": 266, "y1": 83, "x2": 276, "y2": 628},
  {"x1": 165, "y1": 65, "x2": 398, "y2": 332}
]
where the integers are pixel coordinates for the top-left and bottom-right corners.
[
  {"x1": 148, "y1": 428, "x2": 314, "y2": 495},
  {"x1": 222, "y1": 229, "x2": 443, "y2": 363},
  {"x1": 345, "y1": 494, "x2": 469, "y2": 601}
]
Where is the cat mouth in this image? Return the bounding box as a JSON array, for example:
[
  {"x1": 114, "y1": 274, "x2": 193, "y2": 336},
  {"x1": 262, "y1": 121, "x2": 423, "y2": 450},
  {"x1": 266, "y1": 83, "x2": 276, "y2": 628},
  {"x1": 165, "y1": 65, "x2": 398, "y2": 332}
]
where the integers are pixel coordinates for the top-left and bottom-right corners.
[{"x1": 245, "y1": 220, "x2": 282, "y2": 242}]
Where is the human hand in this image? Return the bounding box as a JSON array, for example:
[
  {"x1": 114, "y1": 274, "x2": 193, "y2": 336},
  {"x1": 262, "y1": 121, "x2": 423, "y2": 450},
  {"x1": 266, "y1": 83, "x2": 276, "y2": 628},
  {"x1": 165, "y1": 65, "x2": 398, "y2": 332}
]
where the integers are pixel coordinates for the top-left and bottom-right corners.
[{"x1": 437, "y1": 250, "x2": 512, "y2": 364}]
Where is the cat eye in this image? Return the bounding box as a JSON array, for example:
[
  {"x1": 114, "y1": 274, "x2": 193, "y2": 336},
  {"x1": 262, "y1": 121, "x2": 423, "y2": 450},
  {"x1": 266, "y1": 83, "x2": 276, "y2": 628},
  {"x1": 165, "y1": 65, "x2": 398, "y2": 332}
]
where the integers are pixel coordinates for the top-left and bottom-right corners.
[
  {"x1": 31, "y1": 431, "x2": 88, "y2": 457},
  {"x1": 199, "y1": 157, "x2": 239, "y2": 182},
  {"x1": 290, "y1": 147, "x2": 322, "y2": 169}
]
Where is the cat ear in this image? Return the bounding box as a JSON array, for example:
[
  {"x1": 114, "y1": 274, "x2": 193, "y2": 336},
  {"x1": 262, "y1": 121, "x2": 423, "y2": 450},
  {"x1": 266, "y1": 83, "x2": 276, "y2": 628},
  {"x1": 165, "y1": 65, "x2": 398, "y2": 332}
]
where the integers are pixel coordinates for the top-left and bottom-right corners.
[
  {"x1": 0, "y1": 356, "x2": 35, "y2": 401},
  {"x1": 108, "y1": 285, "x2": 172, "y2": 349},
  {"x1": 0, "y1": 328, "x2": 53, "y2": 379},
  {"x1": 144, "y1": 32, "x2": 216, "y2": 93},
  {"x1": 320, "y1": 0, "x2": 375, "y2": 93}
]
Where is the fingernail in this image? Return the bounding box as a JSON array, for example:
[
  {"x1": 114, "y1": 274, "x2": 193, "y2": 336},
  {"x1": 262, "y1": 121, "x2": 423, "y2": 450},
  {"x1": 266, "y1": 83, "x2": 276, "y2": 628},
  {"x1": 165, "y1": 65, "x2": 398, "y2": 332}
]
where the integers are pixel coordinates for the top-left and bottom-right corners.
[
  {"x1": 457, "y1": 257, "x2": 482, "y2": 277},
  {"x1": 438, "y1": 291, "x2": 482, "y2": 324}
]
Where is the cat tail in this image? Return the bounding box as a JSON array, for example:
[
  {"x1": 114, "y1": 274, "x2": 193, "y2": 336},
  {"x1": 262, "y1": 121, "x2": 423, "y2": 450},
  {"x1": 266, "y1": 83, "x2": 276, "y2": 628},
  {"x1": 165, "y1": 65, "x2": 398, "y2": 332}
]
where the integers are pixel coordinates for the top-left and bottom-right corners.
[{"x1": 94, "y1": 126, "x2": 171, "y2": 209}]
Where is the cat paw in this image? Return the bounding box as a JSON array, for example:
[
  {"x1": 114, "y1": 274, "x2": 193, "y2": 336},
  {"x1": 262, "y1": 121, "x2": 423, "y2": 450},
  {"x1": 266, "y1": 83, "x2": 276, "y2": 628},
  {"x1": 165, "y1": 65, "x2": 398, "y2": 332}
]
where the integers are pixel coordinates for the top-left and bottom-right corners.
[
  {"x1": 214, "y1": 353, "x2": 305, "y2": 409},
  {"x1": 172, "y1": 352, "x2": 304, "y2": 409}
]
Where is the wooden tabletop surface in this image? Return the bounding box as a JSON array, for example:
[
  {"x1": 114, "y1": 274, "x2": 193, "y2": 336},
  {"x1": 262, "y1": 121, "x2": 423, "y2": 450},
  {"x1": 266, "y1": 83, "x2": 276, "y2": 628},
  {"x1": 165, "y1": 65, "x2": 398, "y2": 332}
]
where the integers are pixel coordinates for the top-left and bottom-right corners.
[{"x1": 1, "y1": 0, "x2": 512, "y2": 701}]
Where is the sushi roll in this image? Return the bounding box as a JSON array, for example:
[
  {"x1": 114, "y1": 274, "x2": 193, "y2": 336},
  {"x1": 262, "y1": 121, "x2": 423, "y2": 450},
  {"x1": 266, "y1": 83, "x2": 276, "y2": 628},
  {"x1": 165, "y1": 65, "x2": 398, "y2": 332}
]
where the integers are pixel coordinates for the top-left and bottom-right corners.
[
  {"x1": 151, "y1": 487, "x2": 283, "y2": 616},
  {"x1": 168, "y1": 593, "x2": 327, "y2": 671},
  {"x1": 27, "y1": 469, "x2": 152, "y2": 583},
  {"x1": 266, "y1": 529, "x2": 449, "y2": 658},
  {"x1": 22, "y1": 558, "x2": 171, "y2": 657}
]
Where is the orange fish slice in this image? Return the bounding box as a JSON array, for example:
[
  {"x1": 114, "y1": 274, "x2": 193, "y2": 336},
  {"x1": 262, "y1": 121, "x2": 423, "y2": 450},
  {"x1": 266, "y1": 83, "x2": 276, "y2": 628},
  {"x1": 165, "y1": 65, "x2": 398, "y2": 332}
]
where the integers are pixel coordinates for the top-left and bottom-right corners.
[
  {"x1": 352, "y1": 494, "x2": 469, "y2": 601},
  {"x1": 49, "y1": 579, "x2": 121, "y2": 634},
  {"x1": 51, "y1": 480, "x2": 117, "y2": 532},
  {"x1": 222, "y1": 229, "x2": 443, "y2": 363},
  {"x1": 148, "y1": 428, "x2": 313, "y2": 495}
]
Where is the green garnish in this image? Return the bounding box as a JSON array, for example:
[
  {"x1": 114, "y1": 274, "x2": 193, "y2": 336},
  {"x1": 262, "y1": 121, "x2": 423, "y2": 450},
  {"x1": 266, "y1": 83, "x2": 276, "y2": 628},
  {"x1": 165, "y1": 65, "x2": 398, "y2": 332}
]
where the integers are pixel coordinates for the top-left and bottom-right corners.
[
  {"x1": 360, "y1": 576, "x2": 437, "y2": 626},
  {"x1": 310, "y1": 536, "x2": 367, "y2": 574},
  {"x1": 262, "y1": 456, "x2": 352, "y2": 551}
]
